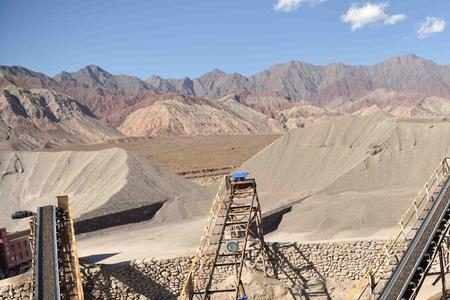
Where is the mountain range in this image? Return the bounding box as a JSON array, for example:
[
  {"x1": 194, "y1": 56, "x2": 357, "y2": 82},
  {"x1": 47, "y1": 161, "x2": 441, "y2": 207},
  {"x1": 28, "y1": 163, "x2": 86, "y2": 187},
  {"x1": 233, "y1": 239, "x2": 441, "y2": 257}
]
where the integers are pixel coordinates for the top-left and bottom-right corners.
[
  {"x1": 1, "y1": 54, "x2": 450, "y2": 150},
  {"x1": 2, "y1": 54, "x2": 450, "y2": 104},
  {"x1": 60, "y1": 54, "x2": 450, "y2": 103}
]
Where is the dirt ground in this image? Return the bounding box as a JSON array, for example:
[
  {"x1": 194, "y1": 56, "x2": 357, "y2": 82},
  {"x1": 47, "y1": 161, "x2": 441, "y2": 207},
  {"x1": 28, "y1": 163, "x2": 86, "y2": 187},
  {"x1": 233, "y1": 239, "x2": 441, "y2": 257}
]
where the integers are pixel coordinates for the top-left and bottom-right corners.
[
  {"x1": 48, "y1": 135, "x2": 280, "y2": 174},
  {"x1": 416, "y1": 273, "x2": 450, "y2": 300}
]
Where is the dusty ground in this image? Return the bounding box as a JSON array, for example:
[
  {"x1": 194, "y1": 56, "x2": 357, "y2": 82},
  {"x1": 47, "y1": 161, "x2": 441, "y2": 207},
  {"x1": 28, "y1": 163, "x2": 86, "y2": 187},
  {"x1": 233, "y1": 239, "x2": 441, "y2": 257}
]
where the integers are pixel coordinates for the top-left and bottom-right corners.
[
  {"x1": 416, "y1": 273, "x2": 450, "y2": 300},
  {"x1": 49, "y1": 135, "x2": 280, "y2": 178},
  {"x1": 77, "y1": 218, "x2": 205, "y2": 263}
]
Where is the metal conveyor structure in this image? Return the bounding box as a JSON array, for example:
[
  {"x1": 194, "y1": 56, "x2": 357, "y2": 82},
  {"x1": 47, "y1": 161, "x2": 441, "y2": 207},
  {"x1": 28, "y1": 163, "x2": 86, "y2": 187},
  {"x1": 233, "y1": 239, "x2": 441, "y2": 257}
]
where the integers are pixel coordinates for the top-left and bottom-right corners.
[
  {"x1": 35, "y1": 205, "x2": 60, "y2": 300},
  {"x1": 347, "y1": 158, "x2": 450, "y2": 300},
  {"x1": 15, "y1": 196, "x2": 84, "y2": 300}
]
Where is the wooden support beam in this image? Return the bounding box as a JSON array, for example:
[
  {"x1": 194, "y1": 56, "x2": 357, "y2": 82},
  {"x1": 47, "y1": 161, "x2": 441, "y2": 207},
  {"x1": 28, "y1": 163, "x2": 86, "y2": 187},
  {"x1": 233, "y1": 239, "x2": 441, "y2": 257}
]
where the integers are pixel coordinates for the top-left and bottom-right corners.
[
  {"x1": 57, "y1": 195, "x2": 84, "y2": 300},
  {"x1": 183, "y1": 177, "x2": 268, "y2": 300},
  {"x1": 439, "y1": 245, "x2": 448, "y2": 300}
]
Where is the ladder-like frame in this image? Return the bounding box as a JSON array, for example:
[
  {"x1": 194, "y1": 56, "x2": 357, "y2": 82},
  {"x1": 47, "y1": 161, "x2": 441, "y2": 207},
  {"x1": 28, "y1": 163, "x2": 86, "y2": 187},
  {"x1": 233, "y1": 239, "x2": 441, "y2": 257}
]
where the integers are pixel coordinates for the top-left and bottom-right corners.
[{"x1": 181, "y1": 176, "x2": 267, "y2": 300}]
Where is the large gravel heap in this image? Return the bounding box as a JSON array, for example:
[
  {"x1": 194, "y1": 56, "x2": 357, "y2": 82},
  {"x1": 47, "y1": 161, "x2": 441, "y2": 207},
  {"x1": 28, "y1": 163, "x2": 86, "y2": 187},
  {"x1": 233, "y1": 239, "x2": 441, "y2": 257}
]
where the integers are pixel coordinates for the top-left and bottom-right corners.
[
  {"x1": 242, "y1": 112, "x2": 450, "y2": 240},
  {"x1": 0, "y1": 148, "x2": 209, "y2": 231}
]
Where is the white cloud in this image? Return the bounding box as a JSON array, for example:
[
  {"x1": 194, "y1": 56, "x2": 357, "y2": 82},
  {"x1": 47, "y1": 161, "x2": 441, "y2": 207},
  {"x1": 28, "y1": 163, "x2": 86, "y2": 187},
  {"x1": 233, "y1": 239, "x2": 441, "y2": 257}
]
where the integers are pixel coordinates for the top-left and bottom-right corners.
[
  {"x1": 417, "y1": 17, "x2": 446, "y2": 39},
  {"x1": 384, "y1": 14, "x2": 407, "y2": 25},
  {"x1": 341, "y1": 2, "x2": 406, "y2": 31},
  {"x1": 341, "y1": 2, "x2": 388, "y2": 30},
  {"x1": 274, "y1": 0, "x2": 304, "y2": 11},
  {"x1": 274, "y1": 0, "x2": 325, "y2": 12}
]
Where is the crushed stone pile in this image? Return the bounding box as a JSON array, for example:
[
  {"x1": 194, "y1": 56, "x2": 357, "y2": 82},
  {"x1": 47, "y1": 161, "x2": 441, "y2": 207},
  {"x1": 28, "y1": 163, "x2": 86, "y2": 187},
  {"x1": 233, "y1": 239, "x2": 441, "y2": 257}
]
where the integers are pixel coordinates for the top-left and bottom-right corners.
[
  {"x1": 241, "y1": 112, "x2": 450, "y2": 240},
  {"x1": 0, "y1": 148, "x2": 210, "y2": 231}
]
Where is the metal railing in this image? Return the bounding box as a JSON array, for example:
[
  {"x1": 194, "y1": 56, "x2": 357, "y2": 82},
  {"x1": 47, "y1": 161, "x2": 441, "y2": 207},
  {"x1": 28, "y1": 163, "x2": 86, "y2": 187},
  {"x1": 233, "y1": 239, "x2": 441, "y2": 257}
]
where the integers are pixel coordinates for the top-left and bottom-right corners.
[{"x1": 346, "y1": 158, "x2": 450, "y2": 300}]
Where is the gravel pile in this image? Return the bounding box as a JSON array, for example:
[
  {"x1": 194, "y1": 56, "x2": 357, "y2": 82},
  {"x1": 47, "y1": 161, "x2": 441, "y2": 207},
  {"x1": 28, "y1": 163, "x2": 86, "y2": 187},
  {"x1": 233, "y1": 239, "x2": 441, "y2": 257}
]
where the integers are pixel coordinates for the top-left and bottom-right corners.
[
  {"x1": 0, "y1": 148, "x2": 211, "y2": 232},
  {"x1": 241, "y1": 112, "x2": 450, "y2": 240}
]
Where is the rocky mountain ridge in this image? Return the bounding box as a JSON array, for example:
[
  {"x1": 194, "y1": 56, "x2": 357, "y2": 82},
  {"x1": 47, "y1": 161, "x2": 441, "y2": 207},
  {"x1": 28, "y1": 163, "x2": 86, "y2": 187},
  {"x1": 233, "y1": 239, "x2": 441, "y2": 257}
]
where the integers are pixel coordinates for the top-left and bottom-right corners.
[
  {"x1": 0, "y1": 85, "x2": 123, "y2": 150},
  {"x1": 3, "y1": 54, "x2": 450, "y2": 107},
  {"x1": 144, "y1": 54, "x2": 450, "y2": 104}
]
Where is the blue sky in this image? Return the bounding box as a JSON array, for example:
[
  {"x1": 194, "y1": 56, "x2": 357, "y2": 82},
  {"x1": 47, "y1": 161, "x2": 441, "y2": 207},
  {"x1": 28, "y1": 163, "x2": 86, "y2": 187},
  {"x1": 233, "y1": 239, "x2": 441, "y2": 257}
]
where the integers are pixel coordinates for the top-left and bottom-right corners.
[{"x1": 0, "y1": 0, "x2": 449, "y2": 79}]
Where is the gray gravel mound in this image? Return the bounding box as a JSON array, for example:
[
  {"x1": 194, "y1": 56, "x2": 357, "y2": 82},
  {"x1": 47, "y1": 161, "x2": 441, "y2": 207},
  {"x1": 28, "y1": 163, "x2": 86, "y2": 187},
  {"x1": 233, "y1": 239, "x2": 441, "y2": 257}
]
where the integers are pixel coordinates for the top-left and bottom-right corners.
[{"x1": 0, "y1": 148, "x2": 210, "y2": 231}]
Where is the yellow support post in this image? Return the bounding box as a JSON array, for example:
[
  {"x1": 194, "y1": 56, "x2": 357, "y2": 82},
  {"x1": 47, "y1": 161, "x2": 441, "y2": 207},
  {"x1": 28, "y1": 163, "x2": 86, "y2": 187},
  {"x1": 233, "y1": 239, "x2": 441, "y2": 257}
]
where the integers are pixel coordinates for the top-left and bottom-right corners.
[{"x1": 57, "y1": 195, "x2": 84, "y2": 300}]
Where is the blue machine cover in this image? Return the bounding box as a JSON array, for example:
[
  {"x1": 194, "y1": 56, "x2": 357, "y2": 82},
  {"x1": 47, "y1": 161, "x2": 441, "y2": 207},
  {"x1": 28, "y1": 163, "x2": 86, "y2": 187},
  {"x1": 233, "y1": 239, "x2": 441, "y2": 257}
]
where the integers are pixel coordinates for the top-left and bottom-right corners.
[{"x1": 231, "y1": 171, "x2": 249, "y2": 180}]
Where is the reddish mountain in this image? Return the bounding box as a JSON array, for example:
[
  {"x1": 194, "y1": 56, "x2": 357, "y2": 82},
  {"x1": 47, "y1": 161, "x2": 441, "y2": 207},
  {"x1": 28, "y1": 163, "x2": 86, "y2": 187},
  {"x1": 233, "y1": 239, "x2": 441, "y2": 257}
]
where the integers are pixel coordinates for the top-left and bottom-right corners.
[{"x1": 0, "y1": 85, "x2": 123, "y2": 150}]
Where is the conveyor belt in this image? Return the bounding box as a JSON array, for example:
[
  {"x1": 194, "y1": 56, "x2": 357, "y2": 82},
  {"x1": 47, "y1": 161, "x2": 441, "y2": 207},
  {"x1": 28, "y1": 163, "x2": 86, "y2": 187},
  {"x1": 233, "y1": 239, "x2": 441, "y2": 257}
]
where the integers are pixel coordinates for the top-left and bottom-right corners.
[
  {"x1": 379, "y1": 174, "x2": 450, "y2": 300},
  {"x1": 34, "y1": 206, "x2": 61, "y2": 300}
]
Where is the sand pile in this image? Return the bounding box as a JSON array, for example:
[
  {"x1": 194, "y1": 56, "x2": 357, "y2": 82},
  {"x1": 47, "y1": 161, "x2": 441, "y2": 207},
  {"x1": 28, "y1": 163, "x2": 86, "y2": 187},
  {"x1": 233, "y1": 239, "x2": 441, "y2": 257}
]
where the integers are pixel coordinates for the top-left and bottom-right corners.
[
  {"x1": 214, "y1": 267, "x2": 349, "y2": 300},
  {"x1": 241, "y1": 111, "x2": 450, "y2": 240},
  {"x1": 0, "y1": 148, "x2": 210, "y2": 231},
  {"x1": 215, "y1": 268, "x2": 295, "y2": 300}
]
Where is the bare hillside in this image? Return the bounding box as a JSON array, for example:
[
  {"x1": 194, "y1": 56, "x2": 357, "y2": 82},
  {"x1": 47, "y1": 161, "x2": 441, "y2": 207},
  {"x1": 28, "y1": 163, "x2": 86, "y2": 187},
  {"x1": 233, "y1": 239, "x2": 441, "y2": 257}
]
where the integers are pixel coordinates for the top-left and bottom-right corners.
[
  {"x1": 119, "y1": 96, "x2": 285, "y2": 136},
  {"x1": 0, "y1": 85, "x2": 123, "y2": 150}
]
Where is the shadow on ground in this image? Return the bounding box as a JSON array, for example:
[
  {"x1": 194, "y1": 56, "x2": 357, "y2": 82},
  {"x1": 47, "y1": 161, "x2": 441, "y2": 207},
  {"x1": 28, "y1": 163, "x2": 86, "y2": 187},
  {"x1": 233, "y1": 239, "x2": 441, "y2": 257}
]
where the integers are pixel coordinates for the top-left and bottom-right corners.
[
  {"x1": 81, "y1": 262, "x2": 177, "y2": 300},
  {"x1": 266, "y1": 243, "x2": 332, "y2": 300},
  {"x1": 80, "y1": 252, "x2": 121, "y2": 264}
]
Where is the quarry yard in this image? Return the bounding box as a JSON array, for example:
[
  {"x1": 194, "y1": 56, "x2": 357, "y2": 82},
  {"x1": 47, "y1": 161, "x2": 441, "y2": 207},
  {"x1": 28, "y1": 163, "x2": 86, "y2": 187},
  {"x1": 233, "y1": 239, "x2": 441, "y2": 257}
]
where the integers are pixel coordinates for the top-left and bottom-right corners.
[
  {"x1": 3, "y1": 50, "x2": 450, "y2": 299},
  {"x1": 2, "y1": 0, "x2": 450, "y2": 296},
  {"x1": 3, "y1": 112, "x2": 450, "y2": 300},
  {"x1": 57, "y1": 113, "x2": 450, "y2": 263}
]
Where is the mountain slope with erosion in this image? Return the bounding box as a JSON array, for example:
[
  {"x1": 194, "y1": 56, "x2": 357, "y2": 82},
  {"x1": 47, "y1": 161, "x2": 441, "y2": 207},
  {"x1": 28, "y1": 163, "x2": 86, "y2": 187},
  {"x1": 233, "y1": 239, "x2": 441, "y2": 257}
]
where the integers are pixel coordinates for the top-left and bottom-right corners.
[
  {"x1": 0, "y1": 85, "x2": 123, "y2": 150},
  {"x1": 118, "y1": 95, "x2": 285, "y2": 136}
]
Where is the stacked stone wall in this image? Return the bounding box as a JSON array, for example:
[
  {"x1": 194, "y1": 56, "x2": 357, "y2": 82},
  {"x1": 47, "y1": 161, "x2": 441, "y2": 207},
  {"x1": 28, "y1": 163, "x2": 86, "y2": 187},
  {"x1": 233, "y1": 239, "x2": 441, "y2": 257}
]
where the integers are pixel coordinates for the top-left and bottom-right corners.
[{"x1": 1, "y1": 240, "x2": 437, "y2": 300}]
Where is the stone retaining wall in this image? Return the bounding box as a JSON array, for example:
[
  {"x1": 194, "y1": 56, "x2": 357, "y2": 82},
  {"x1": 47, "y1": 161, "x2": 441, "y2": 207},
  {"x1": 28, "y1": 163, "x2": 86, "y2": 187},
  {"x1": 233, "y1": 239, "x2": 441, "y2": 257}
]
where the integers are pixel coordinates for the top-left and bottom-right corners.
[{"x1": 1, "y1": 240, "x2": 435, "y2": 300}]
